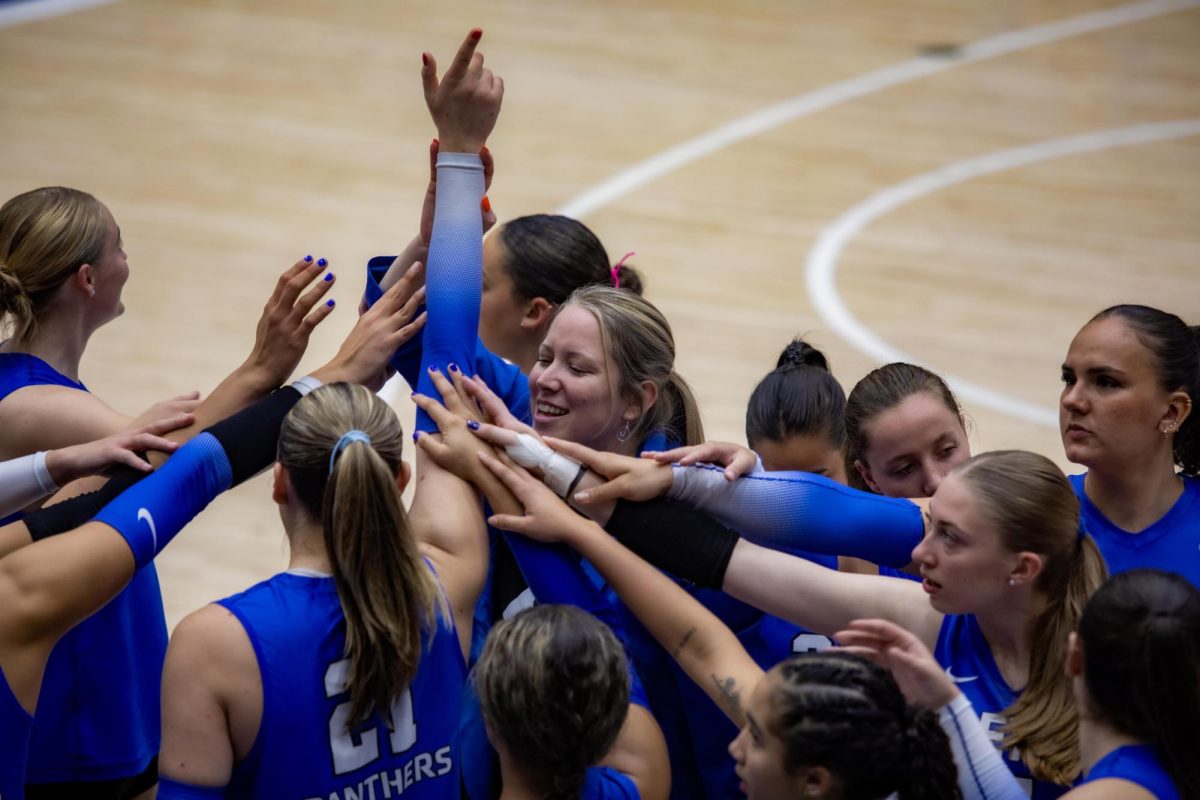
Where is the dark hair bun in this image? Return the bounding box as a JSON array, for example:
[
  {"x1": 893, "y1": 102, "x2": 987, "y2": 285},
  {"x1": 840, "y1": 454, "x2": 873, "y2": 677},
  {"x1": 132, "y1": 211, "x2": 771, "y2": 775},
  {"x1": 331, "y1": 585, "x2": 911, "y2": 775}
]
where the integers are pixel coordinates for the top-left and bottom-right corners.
[
  {"x1": 776, "y1": 338, "x2": 829, "y2": 371},
  {"x1": 614, "y1": 262, "x2": 644, "y2": 296}
]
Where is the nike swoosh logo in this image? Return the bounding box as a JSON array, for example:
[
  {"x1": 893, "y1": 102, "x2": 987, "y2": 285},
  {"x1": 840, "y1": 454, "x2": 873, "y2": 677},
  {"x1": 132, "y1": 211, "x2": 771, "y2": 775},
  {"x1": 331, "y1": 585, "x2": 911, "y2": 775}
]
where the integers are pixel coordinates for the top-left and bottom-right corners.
[
  {"x1": 137, "y1": 507, "x2": 158, "y2": 552},
  {"x1": 946, "y1": 667, "x2": 978, "y2": 684}
]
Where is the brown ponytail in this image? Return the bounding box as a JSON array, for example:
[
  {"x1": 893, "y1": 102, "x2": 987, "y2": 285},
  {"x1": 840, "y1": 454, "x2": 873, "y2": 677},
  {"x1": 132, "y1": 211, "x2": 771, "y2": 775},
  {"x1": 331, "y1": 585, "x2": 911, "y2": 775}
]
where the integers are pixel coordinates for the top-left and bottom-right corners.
[
  {"x1": 955, "y1": 451, "x2": 1107, "y2": 784},
  {"x1": 278, "y1": 383, "x2": 441, "y2": 728}
]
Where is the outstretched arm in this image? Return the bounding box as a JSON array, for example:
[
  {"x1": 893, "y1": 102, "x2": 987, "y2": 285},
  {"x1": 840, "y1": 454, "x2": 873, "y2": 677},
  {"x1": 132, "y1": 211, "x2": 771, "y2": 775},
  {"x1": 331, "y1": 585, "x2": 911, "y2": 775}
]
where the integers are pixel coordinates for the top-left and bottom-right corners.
[{"x1": 479, "y1": 451, "x2": 765, "y2": 728}]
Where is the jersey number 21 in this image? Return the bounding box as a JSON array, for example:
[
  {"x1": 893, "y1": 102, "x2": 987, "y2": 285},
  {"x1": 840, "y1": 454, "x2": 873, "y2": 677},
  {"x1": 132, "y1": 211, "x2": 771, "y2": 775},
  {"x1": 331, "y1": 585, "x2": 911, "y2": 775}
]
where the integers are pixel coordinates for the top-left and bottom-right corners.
[{"x1": 324, "y1": 658, "x2": 417, "y2": 775}]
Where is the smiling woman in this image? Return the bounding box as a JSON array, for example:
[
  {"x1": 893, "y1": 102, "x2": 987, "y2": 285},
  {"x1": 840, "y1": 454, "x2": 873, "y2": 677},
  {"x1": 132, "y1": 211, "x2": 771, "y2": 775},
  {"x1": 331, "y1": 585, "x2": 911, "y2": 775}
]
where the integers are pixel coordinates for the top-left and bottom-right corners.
[{"x1": 1060, "y1": 305, "x2": 1200, "y2": 585}]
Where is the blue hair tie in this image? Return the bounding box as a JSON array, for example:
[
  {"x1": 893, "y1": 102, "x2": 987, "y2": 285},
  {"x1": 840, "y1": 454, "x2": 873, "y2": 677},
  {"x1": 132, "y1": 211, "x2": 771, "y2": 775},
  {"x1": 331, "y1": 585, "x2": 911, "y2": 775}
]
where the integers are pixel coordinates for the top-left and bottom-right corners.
[{"x1": 329, "y1": 429, "x2": 371, "y2": 475}]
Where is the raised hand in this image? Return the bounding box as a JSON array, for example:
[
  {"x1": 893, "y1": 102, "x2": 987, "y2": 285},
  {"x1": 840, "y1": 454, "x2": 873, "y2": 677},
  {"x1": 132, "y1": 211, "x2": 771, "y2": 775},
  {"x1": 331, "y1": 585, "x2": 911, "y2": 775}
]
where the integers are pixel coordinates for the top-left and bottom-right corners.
[
  {"x1": 421, "y1": 29, "x2": 504, "y2": 154},
  {"x1": 412, "y1": 367, "x2": 497, "y2": 484},
  {"x1": 43, "y1": 413, "x2": 193, "y2": 484},
  {"x1": 641, "y1": 440, "x2": 759, "y2": 482},
  {"x1": 458, "y1": 373, "x2": 534, "y2": 434},
  {"x1": 834, "y1": 619, "x2": 959, "y2": 710},
  {"x1": 314, "y1": 261, "x2": 426, "y2": 389},
  {"x1": 241, "y1": 257, "x2": 337, "y2": 389},
  {"x1": 539, "y1": 437, "x2": 673, "y2": 505},
  {"x1": 131, "y1": 391, "x2": 203, "y2": 430}
]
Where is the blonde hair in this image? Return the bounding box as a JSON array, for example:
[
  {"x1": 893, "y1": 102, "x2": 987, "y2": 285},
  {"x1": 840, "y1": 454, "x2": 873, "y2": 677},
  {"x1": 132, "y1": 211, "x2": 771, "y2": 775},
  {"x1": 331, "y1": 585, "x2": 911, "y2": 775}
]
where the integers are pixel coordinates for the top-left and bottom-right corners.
[
  {"x1": 0, "y1": 187, "x2": 109, "y2": 341},
  {"x1": 564, "y1": 285, "x2": 704, "y2": 445},
  {"x1": 475, "y1": 605, "x2": 630, "y2": 799},
  {"x1": 278, "y1": 383, "x2": 440, "y2": 728},
  {"x1": 955, "y1": 451, "x2": 1107, "y2": 784}
]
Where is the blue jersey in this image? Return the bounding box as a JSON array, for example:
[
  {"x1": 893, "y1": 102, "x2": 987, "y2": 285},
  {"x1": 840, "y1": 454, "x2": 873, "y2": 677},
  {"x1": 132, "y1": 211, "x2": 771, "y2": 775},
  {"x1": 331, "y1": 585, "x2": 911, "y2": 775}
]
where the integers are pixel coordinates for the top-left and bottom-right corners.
[
  {"x1": 583, "y1": 766, "x2": 639, "y2": 799},
  {"x1": 1083, "y1": 744, "x2": 1179, "y2": 799},
  {"x1": 0, "y1": 662, "x2": 34, "y2": 800},
  {"x1": 665, "y1": 562, "x2": 836, "y2": 799},
  {"x1": 220, "y1": 570, "x2": 465, "y2": 799},
  {"x1": 934, "y1": 615, "x2": 1069, "y2": 799},
  {"x1": 1070, "y1": 474, "x2": 1200, "y2": 586},
  {"x1": 0, "y1": 352, "x2": 166, "y2": 784}
]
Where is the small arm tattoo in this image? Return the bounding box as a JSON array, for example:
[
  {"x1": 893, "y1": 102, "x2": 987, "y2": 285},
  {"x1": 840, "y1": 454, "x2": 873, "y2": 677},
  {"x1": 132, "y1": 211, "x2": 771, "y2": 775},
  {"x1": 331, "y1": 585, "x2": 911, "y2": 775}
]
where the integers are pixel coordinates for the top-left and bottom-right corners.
[
  {"x1": 711, "y1": 674, "x2": 742, "y2": 715},
  {"x1": 672, "y1": 626, "x2": 696, "y2": 658}
]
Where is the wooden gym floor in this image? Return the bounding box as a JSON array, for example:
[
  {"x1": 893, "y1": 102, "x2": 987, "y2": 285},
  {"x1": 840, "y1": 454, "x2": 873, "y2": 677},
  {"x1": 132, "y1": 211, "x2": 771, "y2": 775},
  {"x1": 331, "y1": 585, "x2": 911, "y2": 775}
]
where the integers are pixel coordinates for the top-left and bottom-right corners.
[{"x1": 1, "y1": 0, "x2": 1197, "y2": 627}]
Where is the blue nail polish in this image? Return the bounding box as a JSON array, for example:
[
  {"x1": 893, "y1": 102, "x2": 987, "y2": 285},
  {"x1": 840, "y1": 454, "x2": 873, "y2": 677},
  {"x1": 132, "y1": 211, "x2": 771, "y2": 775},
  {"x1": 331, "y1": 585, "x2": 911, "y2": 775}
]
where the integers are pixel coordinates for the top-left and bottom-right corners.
[
  {"x1": 317, "y1": 257, "x2": 328, "y2": 267},
  {"x1": 326, "y1": 299, "x2": 335, "y2": 307},
  {"x1": 428, "y1": 365, "x2": 440, "y2": 373},
  {"x1": 304, "y1": 254, "x2": 313, "y2": 263},
  {"x1": 448, "y1": 362, "x2": 460, "y2": 373},
  {"x1": 324, "y1": 272, "x2": 334, "y2": 282},
  {"x1": 412, "y1": 432, "x2": 420, "y2": 443},
  {"x1": 467, "y1": 420, "x2": 480, "y2": 430}
]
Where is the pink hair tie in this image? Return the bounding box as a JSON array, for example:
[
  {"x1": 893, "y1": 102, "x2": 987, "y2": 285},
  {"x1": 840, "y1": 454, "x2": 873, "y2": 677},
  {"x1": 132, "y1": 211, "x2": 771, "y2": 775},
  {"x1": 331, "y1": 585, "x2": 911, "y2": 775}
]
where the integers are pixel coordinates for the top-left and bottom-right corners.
[{"x1": 611, "y1": 251, "x2": 635, "y2": 289}]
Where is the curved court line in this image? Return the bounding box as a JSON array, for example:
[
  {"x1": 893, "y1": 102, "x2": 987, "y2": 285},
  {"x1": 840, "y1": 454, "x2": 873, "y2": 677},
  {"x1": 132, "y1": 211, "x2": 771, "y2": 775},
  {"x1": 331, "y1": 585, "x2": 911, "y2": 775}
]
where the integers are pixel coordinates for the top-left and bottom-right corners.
[
  {"x1": 806, "y1": 119, "x2": 1200, "y2": 428},
  {"x1": 0, "y1": 0, "x2": 119, "y2": 28},
  {"x1": 557, "y1": 0, "x2": 1199, "y2": 219}
]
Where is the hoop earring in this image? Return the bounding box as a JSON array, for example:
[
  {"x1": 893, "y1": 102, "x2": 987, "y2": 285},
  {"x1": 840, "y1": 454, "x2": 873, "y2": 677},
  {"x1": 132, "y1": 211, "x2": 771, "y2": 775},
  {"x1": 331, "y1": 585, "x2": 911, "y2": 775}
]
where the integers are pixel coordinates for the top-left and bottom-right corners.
[{"x1": 616, "y1": 421, "x2": 632, "y2": 442}]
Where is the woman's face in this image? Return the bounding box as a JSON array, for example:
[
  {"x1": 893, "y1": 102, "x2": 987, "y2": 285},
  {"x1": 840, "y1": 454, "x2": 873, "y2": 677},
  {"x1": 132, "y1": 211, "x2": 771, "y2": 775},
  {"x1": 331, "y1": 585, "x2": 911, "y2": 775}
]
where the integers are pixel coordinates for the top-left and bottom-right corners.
[
  {"x1": 754, "y1": 433, "x2": 847, "y2": 483},
  {"x1": 479, "y1": 231, "x2": 530, "y2": 363},
  {"x1": 90, "y1": 208, "x2": 129, "y2": 324},
  {"x1": 911, "y1": 472, "x2": 1015, "y2": 614},
  {"x1": 1060, "y1": 316, "x2": 1179, "y2": 471},
  {"x1": 857, "y1": 391, "x2": 970, "y2": 498},
  {"x1": 728, "y1": 671, "x2": 806, "y2": 800},
  {"x1": 528, "y1": 304, "x2": 634, "y2": 453}
]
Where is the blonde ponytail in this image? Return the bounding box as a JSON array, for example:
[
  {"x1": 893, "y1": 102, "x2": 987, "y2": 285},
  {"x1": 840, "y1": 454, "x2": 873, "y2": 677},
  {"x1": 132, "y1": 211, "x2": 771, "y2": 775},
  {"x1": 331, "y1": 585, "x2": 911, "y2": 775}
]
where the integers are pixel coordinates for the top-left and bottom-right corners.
[{"x1": 279, "y1": 383, "x2": 440, "y2": 728}]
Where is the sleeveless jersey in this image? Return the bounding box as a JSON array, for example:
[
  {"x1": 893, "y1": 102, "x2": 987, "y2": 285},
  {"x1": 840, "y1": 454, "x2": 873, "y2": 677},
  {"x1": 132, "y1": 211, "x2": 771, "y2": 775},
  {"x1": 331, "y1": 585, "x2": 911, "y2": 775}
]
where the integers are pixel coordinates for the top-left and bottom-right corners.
[
  {"x1": 934, "y1": 615, "x2": 1070, "y2": 799},
  {"x1": 0, "y1": 352, "x2": 166, "y2": 785},
  {"x1": 1083, "y1": 744, "x2": 1179, "y2": 799},
  {"x1": 220, "y1": 570, "x2": 464, "y2": 799},
  {"x1": 1070, "y1": 474, "x2": 1200, "y2": 587},
  {"x1": 0, "y1": 661, "x2": 35, "y2": 800}
]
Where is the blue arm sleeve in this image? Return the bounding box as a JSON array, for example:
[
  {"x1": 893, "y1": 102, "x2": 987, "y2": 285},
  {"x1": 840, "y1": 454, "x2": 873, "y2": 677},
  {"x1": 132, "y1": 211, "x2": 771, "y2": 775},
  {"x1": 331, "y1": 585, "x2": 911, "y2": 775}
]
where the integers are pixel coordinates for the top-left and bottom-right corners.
[
  {"x1": 666, "y1": 465, "x2": 923, "y2": 568},
  {"x1": 364, "y1": 259, "x2": 531, "y2": 424},
  {"x1": 156, "y1": 777, "x2": 225, "y2": 799},
  {"x1": 413, "y1": 152, "x2": 485, "y2": 434},
  {"x1": 92, "y1": 432, "x2": 232, "y2": 569},
  {"x1": 503, "y1": 532, "x2": 649, "y2": 710}
]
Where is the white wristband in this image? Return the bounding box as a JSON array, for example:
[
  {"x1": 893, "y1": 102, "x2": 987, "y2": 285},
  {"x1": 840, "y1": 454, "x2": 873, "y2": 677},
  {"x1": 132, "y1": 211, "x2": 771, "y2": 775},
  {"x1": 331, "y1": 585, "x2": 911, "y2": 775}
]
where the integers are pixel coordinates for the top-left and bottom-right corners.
[
  {"x1": 291, "y1": 375, "x2": 324, "y2": 396},
  {"x1": 505, "y1": 433, "x2": 583, "y2": 498}
]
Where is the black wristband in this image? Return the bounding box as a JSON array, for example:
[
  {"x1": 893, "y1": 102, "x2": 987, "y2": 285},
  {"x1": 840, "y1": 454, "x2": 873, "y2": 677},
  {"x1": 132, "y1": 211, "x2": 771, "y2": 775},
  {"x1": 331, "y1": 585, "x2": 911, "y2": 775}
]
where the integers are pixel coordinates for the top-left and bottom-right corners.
[
  {"x1": 203, "y1": 386, "x2": 302, "y2": 487},
  {"x1": 25, "y1": 463, "x2": 148, "y2": 542},
  {"x1": 563, "y1": 465, "x2": 589, "y2": 501},
  {"x1": 606, "y1": 498, "x2": 738, "y2": 589}
]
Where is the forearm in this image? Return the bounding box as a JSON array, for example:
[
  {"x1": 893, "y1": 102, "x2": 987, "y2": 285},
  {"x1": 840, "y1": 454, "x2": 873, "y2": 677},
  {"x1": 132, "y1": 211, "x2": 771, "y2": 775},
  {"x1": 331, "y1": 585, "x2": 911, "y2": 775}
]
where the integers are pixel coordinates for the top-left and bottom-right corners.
[
  {"x1": 604, "y1": 499, "x2": 738, "y2": 589},
  {"x1": 668, "y1": 465, "x2": 923, "y2": 567},
  {"x1": 563, "y1": 517, "x2": 759, "y2": 725},
  {"x1": 414, "y1": 152, "x2": 485, "y2": 433},
  {"x1": 378, "y1": 235, "x2": 429, "y2": 294},
  {"x1": 939, "y1": 694, "x2": 1026, "y2": 800}
]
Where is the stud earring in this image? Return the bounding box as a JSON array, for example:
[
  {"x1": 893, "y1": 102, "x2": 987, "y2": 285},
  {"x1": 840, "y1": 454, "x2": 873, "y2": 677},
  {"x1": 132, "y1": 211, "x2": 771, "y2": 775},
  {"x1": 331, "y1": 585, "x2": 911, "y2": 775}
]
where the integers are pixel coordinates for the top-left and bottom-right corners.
[{"x1": 1008, "y1": 578, "x2": 1016, "y2": 587}]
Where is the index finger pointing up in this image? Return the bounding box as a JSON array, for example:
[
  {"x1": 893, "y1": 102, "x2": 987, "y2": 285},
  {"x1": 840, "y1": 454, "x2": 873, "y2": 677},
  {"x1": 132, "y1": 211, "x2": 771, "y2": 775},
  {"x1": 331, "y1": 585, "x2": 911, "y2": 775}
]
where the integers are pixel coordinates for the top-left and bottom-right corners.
[{"x1": 445, "y1": 28, "x2": 483, "y2": 82}]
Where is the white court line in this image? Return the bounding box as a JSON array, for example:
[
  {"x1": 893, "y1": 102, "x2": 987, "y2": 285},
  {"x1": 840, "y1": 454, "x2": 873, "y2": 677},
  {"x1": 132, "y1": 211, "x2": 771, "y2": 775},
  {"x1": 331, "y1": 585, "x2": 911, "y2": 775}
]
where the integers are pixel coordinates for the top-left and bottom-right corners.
[
  {"x1": 0, "y1": 0, "x2": 119, "y2": 27},
  {"x1": 558, "y1": 0, "x2": 1199, "y2": 219},
  {"x1": 806, "y1": 119, "x2": 1200, "y2": 429}
]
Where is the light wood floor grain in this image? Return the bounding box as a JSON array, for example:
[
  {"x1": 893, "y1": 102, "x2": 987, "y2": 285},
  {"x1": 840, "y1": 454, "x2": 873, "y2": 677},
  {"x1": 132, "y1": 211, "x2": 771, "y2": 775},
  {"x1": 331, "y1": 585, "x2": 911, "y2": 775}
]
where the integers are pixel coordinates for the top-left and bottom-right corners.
[{"x1": 1, "y1": 0, "x2": 1197, "y2": 627}]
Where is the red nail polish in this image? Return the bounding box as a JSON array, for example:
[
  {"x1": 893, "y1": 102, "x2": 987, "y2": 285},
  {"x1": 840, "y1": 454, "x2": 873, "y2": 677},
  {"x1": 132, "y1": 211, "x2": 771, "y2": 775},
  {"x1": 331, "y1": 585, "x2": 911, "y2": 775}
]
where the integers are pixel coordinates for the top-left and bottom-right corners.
[
  {"x1": 422, "y1": 53, "x2": 429, "y2": 66},
  {"x1": 472, "y1": 29, "x2": 482, "y2": 40}
]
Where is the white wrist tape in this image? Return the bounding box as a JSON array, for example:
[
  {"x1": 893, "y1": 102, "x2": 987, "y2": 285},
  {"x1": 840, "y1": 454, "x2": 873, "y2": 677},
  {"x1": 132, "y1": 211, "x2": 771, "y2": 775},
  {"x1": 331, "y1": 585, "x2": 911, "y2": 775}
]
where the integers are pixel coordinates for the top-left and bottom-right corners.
[{"x1": 505, "y1": 433, "x2": 583, "y2": 498}]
